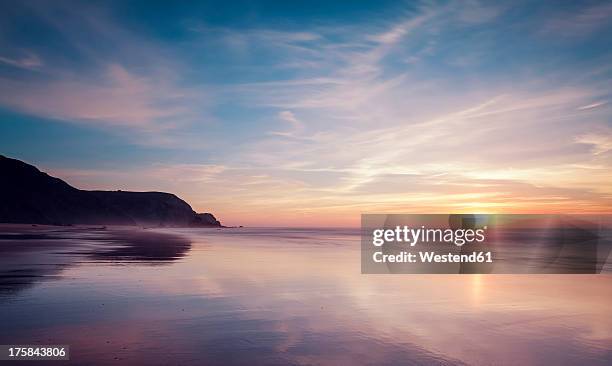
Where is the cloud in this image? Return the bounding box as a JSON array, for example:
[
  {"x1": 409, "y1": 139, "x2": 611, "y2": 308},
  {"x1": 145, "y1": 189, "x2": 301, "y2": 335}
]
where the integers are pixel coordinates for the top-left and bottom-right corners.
[
  {"x1": 575, "y1": 133, "x2": 612, "y2": 155},
  {"x1": 541, "y1": 2, "x2": 612, "y2": 37},
  {"x1": 213, "y1": 2, "x2": 611, "y2": 221},
  {"x1": 278, "y1": 111, "x2": 300, "y2": 126},
  {"x1": 368, "y1": 19, "x2": 417, "y2": 45},
  {"x1": 577, "y1": 101, "x2": 607, "y2": 110},
  {"x1": 0, "y1": 52, "x2": 43, "y2": 70},
  {"x1": 0, "y1": 2, "x2": 210, "y2": 140},
  {"x1": 269, "y1": 110, "x2": 304, "y2": 137},
  {"x1": 0, "y1": 63, "x2": 201, "y2": 132},
  {"x1": 228, "y1": 78, "x2": 611, "y2": 223}
]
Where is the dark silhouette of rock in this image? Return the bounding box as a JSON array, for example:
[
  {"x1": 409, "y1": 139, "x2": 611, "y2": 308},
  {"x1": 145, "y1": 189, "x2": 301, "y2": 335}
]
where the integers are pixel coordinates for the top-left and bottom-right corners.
[{"x1": 0, "y1": 155, "x2": 221, "y2": 227}]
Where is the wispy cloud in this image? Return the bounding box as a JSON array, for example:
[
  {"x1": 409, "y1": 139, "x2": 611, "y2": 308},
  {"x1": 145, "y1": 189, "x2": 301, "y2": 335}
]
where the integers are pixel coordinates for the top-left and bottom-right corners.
[
  {"x1": 0, "y1": 2, "x2": 210, "y2": 141},
  {"x1": 269, "y1": 110, "x2": 304, "y2": 137},
  {"x1": 577, "y1": 101, "x2": 607, "y2": 110},
  {"x1": 0, "y1": 51, "x2": 43, "y2": 70},
  {"x1": 0, "y1": 64, "x2": 202, "y2": 132},
  {"x1": 576, "y1": 132, "x2": 612, "y2": 155},
  {"x1": 541, "y1": 2, "x2": 612, "y2": 37}
]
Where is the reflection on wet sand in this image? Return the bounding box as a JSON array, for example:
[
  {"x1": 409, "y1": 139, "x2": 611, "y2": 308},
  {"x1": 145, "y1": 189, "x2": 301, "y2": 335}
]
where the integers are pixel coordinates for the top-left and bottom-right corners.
[
  {"x1": 85, "y1": 230, "x2": 192, "y2": 262},
  {"x1": 0, "y1": 225, "x2": 191, "y2": 295},
  {"x1": 0, "y1": 226, "x2": 611, "y2": 365}
]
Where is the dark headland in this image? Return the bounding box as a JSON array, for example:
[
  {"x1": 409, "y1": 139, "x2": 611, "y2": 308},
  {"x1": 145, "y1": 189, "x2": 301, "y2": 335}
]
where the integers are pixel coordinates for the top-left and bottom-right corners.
[{"x1": 0, "y1": 155, "x2": 221, "y2": 227}]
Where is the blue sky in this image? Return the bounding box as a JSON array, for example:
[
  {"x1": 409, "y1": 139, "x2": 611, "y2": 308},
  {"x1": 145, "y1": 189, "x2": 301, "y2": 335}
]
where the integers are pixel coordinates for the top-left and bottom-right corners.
[{"x1": 1, "y1": 0, "x2": 611, "y2": 226}]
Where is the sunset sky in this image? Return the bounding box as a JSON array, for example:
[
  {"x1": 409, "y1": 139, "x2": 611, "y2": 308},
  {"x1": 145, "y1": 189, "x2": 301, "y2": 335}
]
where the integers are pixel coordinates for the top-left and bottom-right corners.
[{"x1": 1, "y1": 0, "x2": 611, "y2": 227}]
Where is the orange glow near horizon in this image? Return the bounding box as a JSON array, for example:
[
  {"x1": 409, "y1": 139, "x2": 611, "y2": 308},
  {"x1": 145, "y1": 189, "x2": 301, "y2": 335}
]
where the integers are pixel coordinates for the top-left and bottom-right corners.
[{"x1": 46, "y1": 163, "x2": 612, "y2": 227}]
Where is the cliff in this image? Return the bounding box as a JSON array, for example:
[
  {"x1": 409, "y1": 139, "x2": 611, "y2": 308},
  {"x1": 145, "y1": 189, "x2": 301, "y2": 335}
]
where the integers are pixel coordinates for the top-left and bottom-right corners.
[{"x1": 0, "y1": 155, "x2": 221, "y2": 227}]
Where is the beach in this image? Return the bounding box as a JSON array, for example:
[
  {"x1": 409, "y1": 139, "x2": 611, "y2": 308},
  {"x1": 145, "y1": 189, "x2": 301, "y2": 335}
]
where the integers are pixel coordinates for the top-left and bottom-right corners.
[{"x1": 1, "y1": 225, "x2": 611, "y2": 365}]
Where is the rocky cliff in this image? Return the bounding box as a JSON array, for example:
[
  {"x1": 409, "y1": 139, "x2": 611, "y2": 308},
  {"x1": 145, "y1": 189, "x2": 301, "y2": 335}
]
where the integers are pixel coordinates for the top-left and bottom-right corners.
[{"x1": 0, "y1": 155, "x2": 221, "y2": 227}]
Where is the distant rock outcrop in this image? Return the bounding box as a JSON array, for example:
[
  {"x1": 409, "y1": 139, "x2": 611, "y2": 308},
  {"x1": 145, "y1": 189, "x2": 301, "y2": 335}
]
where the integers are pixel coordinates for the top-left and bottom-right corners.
[{"x1": 0, "y1": 155, "x2": 222, "y2": 227}]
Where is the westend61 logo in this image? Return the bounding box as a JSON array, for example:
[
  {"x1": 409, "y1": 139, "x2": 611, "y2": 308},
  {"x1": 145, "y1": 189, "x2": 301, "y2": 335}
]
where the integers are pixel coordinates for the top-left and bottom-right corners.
[
  {"x1": 361, "y1": 214, "x2": 611, "y2": 274},
  {"x1": 372, "y1": 225, "x2": 488, "y2": 247}
]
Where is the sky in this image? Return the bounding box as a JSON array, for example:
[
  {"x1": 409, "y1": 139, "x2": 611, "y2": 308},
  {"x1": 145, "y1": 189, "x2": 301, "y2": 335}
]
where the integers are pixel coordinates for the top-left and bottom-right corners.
[{"x1": 1, "y1": 0, "x2": 611, "y2": 227}]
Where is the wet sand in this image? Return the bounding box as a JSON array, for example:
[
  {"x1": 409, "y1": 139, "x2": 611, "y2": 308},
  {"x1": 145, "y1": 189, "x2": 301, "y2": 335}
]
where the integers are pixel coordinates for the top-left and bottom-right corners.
[
  {"x1": 1, "y1": 225, "x2": 611, "y2": 365},
  {"x1": 0, "y1": 225, "x2": 191, "y2": 294}
]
